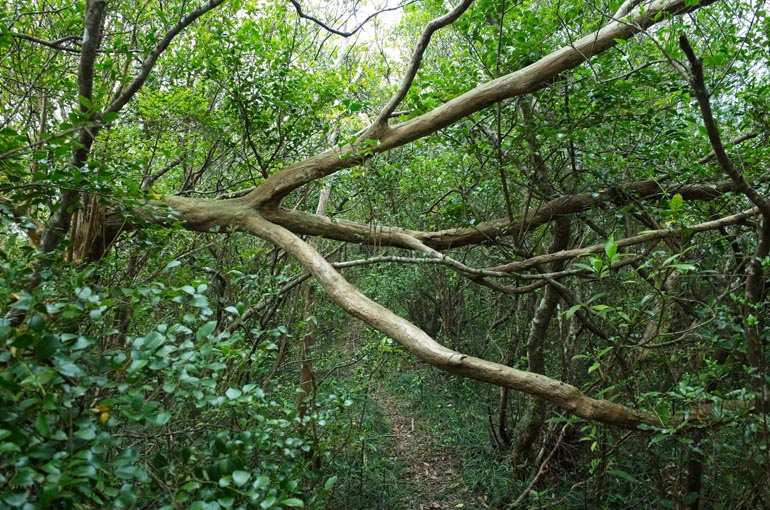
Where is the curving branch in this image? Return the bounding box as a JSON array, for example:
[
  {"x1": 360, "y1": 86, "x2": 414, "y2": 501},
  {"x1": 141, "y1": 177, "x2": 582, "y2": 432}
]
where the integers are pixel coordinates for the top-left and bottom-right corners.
[
  {"x1": 238, "y1": 210, "x2": 660, "y2": 429},
  {"x1": 245, "y1": 0, "x2": 719, "y2": 208},
  {"x1": 8, "y1": 32, "x2": 81, "y2": 53},
  {"x1": 679, "y1": 35, "x2": 770, "y2": 220},
  {"x1": 372, "y1": 0, "x2": 475, "y2": 127},
  {"x1": 288, "y1": 0, "x2": 414, "y2": 37},
  {"x1": 105, "y1": 0, "x2": 228, "y2": 115},
  {"x1": 489, "y1": 207, "x2": 760, "y2": 273}
]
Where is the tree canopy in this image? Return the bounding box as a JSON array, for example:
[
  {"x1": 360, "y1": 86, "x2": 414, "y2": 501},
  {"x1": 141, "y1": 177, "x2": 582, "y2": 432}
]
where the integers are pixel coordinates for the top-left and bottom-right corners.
[{"x1": 1, "y1": 0, "x2": 769, "y2": 507}]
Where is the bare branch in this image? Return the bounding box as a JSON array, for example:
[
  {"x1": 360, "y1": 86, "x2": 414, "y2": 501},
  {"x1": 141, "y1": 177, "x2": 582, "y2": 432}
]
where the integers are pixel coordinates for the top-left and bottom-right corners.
[
  {"x1": 372, "y1": 0, "x2": 475, "y2": 127},
  {"x1": 490, "y1": 207, "x2": 760, "y2": 273},
  {"x1": 7, "y1": 32, "x2": 81, "y2": 53},
  {"x1": 143, "y1": 157, "x2": 184, "y2": 190},
  {"x1": 238, "y1": 211, "x2": 660, "y2": 429},
  {"x1": 105, "y1": 0, "x2": 228, "y2": 115},
  {"x1": 511, "y1": 423, "x2": 572, "y2": 507},
  {"x1": 679, "y1": 35, "x2": 770, "y2": 220},
  {"x1": 288, "y1": 0, "x2": 414, "y2": 37},
  {"x1": 597, "y1": 59, "x2": 666, "y2": 84}
]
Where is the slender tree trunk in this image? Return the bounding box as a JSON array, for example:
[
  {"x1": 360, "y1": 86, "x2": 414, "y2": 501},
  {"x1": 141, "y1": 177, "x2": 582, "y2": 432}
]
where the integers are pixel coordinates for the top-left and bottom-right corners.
[
  {"x1": 510, "y1": 217, "x2": 570, "y2": 466},
  {"x1": 297, "y1": 179, "x2": 334, "y2": 469}
]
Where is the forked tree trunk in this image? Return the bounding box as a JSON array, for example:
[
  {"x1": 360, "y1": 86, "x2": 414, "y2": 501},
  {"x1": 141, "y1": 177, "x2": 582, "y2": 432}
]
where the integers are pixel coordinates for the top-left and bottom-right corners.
[{"x1": 510, "y1": 217, "x2": 570, "y2": 467}]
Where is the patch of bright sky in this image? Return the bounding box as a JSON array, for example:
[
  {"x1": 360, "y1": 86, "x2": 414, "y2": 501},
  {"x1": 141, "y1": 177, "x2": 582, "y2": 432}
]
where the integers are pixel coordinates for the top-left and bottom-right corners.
[{"x1": 290, "y1": 0, "x2": 406, "y2": 60}]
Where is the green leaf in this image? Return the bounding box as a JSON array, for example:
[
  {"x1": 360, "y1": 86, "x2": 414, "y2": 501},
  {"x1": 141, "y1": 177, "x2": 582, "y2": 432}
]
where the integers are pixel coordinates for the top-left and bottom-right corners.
[
  {"x1": 2, "y1": 492, "x2": 29, "y2": 507},
  {"x1": 607, "y1": 468, "x2": 639, "y2": 483},
  {"x1": 232, "y1": 470, "x2": 250, "y2": 487},
  {"x1": 150, "y1": 411, "x2": 172, "y2": 426},
  {"x1": 604, "y1": 237, "x2": 617, "y2": 259},
  {"x1": 116, "y1": 483, "x2": 137, "y2": 508},
  {"x1": 128, "y1": 359, "x2": 148, "y2": 373},
  {"x1": 74, "y1": 426, "x2": 96, "y2": 440},
  {"x1": 73, "y1": 464, "x2": 97, "y2": 477},
  {"x1": 115, "y1": 465, "x2": 138, "y2": 480},
  {"x1": 260, "y1": 496, "x2": 277, "y2": 509},
  {"x1": 0, "y1": 442, "x2": 21, "y2": 453},
  {"x1": 77, "y1": 286, "x2": 92, "y2": 301},
  {"x1": 19, "y1": 367, "x2": 55, "y2": 387},
  {"x1": 35, "y1": 413, "x2": 50, "y2": 438},
  {"x1": 323, "y1": 475, "x2": 338, "y2": 491},
  {"x1": 54, "y1": 360, "x2": 82, "y2": 377},
  {"x1": 181, "y1": 481, "x2": 200, "y2": 492},
  {"x1": 35, "y1": 333, "x2": 61, "y2": 359},
  {"x1": 254, "y1": 475, "x2": 270, "y2": 490},
  {"x1": 280, "y1": 498, "x2": 304, "y2": 507},
  {"x1": 10, "y1": 467, "x2": 39, "y2": 486},
  {"x1": 78, "y1": 95, "x2": 93, "y2": 109},
  {"x1": 670, "y1": 193, "x2": 683, "y2": 214},
  {"x1": 196, "y1": 321, "x2": 217, "y2": 342},
  {"x1": 564, "y1": 304, "x2": 582, "y2": 319},
  {"x1": 669, "y1": 263, "x2": 696, "y2": 272}
]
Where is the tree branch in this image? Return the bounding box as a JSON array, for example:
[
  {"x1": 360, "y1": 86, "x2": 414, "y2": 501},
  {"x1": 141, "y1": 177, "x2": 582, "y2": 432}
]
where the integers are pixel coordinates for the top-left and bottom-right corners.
[
  {"x1": 105, "y1": 0, "x2": 228, "y2": 115},
  {"x1": 8, "y1": 32, "x2": 81, "y2": 53},
  {"x1": 372, "y1": 0, "x2": 475, "y2": 127},
  {"x1": 288, "y1": 0, "x2": 413, "y2": 37},
  {"x1": 490, "y1": 207, "x2": 759, "y2": 273},
  {"x1": 37, "y1": 0, "x2": 107, "y2": 256},
  {"x1": 238, "y1": 210, "x2": 660, "y2": 429},
  {"x1": 246, "y1": 0, "x2": 719, "y2": 208},
  {"x1": 679, "y1": 35, "x2": 770, "y2": 220},
  {"x1": 262, "y1": 177, "x2": 748, "y2": 250}
]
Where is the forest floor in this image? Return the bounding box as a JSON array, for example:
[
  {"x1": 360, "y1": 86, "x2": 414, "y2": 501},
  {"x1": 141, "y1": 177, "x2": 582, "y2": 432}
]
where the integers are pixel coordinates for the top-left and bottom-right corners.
[
  {"x1": 374, "y1": 384, "x2": 483, "y2": 509},
  {"x1": 338, "y1": 321, "x2": 485, "y2": 509}
]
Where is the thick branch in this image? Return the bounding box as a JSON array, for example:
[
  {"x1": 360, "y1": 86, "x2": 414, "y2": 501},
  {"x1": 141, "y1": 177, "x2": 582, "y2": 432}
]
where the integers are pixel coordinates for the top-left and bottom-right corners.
[
  {"x1": 37, "y1": 0, "x2": 106, "y2": 256},
  {"x1": 247, "y1": 0, "x2": 718, "y2": 208},
  {"x1": 237, "y1": 211, "x2": 659, "y2": 429},
  {"x1": 263, "y1": 178, "x2": 745, "y2": 250}
]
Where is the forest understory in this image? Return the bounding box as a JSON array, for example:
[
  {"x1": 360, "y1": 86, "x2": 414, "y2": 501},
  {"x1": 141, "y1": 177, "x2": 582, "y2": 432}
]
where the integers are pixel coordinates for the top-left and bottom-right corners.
[{"x1": 2, "y1": 0, "x2": 770, "y2": 508}]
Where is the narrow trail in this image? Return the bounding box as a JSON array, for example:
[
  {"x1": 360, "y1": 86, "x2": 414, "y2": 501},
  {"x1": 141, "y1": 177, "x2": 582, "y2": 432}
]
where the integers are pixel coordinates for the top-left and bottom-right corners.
[
  {"x1": 374, "y1": 385, "x2": 481, "y2": 510},
  {"x1": 338, "y1": 321, "x2": 483, "y2": 508}
]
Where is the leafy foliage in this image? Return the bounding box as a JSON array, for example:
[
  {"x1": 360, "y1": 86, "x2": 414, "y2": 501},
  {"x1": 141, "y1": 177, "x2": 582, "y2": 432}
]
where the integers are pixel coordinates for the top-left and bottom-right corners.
[{"x1": 3, "y1": 0, "x2": 770, "y2": 508}]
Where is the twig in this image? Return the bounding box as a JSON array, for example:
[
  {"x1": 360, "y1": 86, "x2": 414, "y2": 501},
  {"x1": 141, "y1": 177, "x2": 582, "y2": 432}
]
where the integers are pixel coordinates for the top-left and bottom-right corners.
[
  {"x1": 510, "y1": 423, "x2": 571, "y2": 507},
  {"x1": 8, "y1": 32, "x2": 81, "y2": 53},
  {"x1": 288, "y1": 0, "x2": 414, "y2": 37}
]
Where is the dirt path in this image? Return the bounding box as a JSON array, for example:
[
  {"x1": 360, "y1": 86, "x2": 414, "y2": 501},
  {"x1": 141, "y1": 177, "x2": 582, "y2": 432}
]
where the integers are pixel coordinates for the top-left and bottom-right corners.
[
  {"x1": 375, "y1": 386, "x2": 480, "y2": 510},
  {"x1": 338, "y1": 322, "x2": 482, "y2": 508}
]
